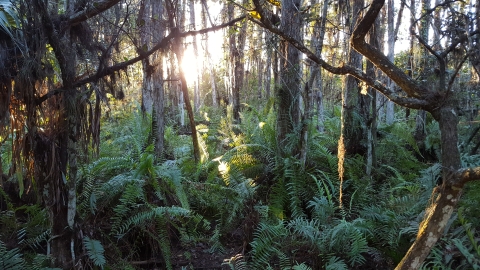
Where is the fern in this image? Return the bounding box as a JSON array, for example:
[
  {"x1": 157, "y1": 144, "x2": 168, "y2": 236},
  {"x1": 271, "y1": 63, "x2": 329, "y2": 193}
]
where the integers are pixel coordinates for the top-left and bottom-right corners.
[
  {"x1": 0, "y1": 240, "x2": 24, "y2": 270},
  {"x1": 327, "y1": 219, "x2": 370, "y2": 267},
  {"x1": 110, "y1": 181, "x2": 146, "y2": 234},
  {"x1": 114, "y1": 206, "x2": 190, "y2": 237},
  {"x1": 157, "y1": 161, "x2": 190, "y2": 209},
  {"x1": 453, "y1": 207, "x2": 480, "y2": 269},
  {"x1": 83, "y1": 237, "x2": 106, "y2": 268},
  {"x1": 19, "y1": 229, "x2": 51, "y2": 250},
  {"x1": 156, "y1": 216, "x2": 173, "y2": 270},
  {"x1": 325, "y1": 256, "x2": 348, "y2": 270},
  {"x1": 249, "y1": 221, "x2": 288, "y2": 268},
  {"x1": 25, "y1": 253, "x2": 61, "y2": 270},
  {"x1": 287, "y1": 218, "x2": 322, "y2": 246},
  {"x1": 208, "y1": 227, "x2": 226, "y2": 253},
  {"x1": 291, "y1": 263, "x2": 313, "y2": 270}
]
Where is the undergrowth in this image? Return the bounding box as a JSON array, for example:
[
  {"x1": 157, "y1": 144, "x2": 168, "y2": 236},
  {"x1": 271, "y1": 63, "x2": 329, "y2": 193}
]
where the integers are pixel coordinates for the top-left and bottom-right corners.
[{"x1": 1, "y1": 102, "x2": 480, "y2": 269}]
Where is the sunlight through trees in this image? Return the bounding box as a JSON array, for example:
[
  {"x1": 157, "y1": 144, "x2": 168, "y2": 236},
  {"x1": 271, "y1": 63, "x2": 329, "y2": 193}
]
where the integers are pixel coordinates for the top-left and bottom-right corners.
[{"x1": 1, "y1": 0, "x2": 480, "y2": 269}]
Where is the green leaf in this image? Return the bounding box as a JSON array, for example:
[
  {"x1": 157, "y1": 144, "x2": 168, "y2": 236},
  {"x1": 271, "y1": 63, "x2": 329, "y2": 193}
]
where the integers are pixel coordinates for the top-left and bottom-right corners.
[{"x1": 83, "y1": 237, "x2": 106, "y2": 268}]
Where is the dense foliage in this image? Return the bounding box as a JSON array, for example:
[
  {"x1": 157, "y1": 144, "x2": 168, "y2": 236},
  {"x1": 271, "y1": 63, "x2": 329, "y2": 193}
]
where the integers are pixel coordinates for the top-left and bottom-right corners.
[
  {"x1": 2, "y1": 98, "x2": 480, "y2": 268},
  {"x1": 1, "y1": 0, "x2": 480, "y2": 269}
]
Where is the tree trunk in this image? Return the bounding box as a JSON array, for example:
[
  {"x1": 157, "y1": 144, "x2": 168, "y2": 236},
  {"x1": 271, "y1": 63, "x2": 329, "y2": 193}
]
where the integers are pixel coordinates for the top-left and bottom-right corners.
[
  {"x1": 201, "y1": 3, "x2": 218, "y2": 108},
  {"x1": 227, "y1": 1, "x2": 247, "y2": 123},
  {"x1": 365, "y1": 13, "x2": 381, "y2": 176},
  {"x1": 314, "y1": 0, "x2": 329, "y2": 133},
  {"x1": 139, "y1": 0, "x2": 165, "y2": 158},
  {"x1": 413, "y1": 0, "x2": 430, "y2": 150},
  {"x1": 396, "y1": 107, "x2": 462, "y2": 270},
  {"x1": 276, "y1": 0, "x2": 302, "y2": 155},
  {"x1": 173, "y1": 40, "x2": 200, "y2": 162},
  {"x1": 264, "y1": 30, "x2": 273, "y2": 100},
  {"x1": 385, "y1": 0, "x2": 395, "y2": 125},
  {"x1": 165, "y1": 0, "x2": 200, "y2": 163},
  {"x1": 339, "y1": 0, "x2": 364, "y2": 157},
  {"x1": 34, "y1": 0, "x2": 79, "y2": 266},
  {"x1": 189, "y1": 0, "x2": 201, "y2": 112}
]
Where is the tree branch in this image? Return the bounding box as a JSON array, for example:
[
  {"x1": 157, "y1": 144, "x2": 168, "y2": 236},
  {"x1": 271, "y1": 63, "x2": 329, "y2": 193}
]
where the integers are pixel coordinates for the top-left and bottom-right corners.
[
  {"x1": 249, "y1": 0, "x2": 428, "y2": 109},
  {"x1": 351, "y1": 0, "x2": 438, "y2": 104},
  {"x1": 453, "y1": 166, "x2": 480, "y2": 186},
  {"x1": 69, "y1": 0, "x2": 122, "y2": 26},
  {"x1": 36, "y1": 16, "x2": 246, "y2": 105}
]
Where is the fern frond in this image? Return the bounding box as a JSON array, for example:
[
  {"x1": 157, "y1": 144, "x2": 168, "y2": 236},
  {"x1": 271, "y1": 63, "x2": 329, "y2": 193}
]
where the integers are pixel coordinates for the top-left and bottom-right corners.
[
  {"x1": 19, "y1": 229, "x2": 51, "y2": 250},
  {"x1": 110, "y1": 181, "x2": 146, "y2": 233},
  {"x1": 291, "y1": 263, "x2": 313, "y2": 270},
  {"x1": 0, "y1": 240, "x2": 25, "y2": 270},
  {"x1": 156, "y1": 216, "x2": 173, "y2": 270},
  {"x1": 325, "y1": 256, "x2": 348, "y2": 270},
  {"x1": 114, "y1": 206, "x2": 190, "y2": 237},
  {"x1": 157, "y1": 161, "x2": 190, "y2": 209},
  {"x1": 83, "y1": 237, "x2": 106, "y2": 268},
  {"x1": 287, "y1": 218, "x2": 322, "y2": 245},
  {"x1": 250, "y1": 221, "x2": 288, "y2": 268}
]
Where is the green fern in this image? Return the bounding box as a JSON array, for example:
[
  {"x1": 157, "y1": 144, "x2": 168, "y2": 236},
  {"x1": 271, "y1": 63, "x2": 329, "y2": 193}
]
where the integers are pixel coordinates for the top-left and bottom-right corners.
[
  {"x1": 325, "y1": 256, "x2": 348, "y2": 270},
  {"x1": 156, "y1": 161, "x2": 190, "y2": 209},
  {"x1": 291, "y1": 263, "x2": 313, "y2": 270},
  {"x1": 287, "y1": 218, "x2": 322, "y2": 246},
  {"x1": 113, "y1": 206, "x2": 189, "y2": 237},
  {"x1": 327, "y1": 219, "x2": 370, "y2": 267},
  {"x1": 156, "y1": 216, "x2": 173, "y2": 270},
  {"x1": 453, "y1": 207, "x2": 480, "y2": 269},
  {"x1": 83, "y1": 237, "x2": 106, "y2": 268},
  {"x1": 0, "y1": 240, "x2": 24, "y2": 270},
  {"x1": 249, "y1": 221, "x2": 289, "y2": 269},
  {"x1": 111, "y1": 181, "x2": 146, "y2": 234}
]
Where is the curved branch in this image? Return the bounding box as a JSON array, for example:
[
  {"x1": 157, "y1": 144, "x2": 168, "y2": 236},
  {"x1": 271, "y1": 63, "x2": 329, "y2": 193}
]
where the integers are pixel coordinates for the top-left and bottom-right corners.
[
  {"x1": 442, "y1": 29, "x2": 480, "y2": 57},
  {"x1": 250, "y1": 0, "x2": 428, "y2": 109},
  {"x1": 69, "y1": 0, "x2": 122, "y2": 26},
  {"x1": 351, "y1": 0, "x2": 436, "y2": 103},
  {"x1": 453, "y1": 166, "x2": 480, "y2": 186},
  {"x1": 36, "y1": 16, "x2": 246, "y2": 105}
]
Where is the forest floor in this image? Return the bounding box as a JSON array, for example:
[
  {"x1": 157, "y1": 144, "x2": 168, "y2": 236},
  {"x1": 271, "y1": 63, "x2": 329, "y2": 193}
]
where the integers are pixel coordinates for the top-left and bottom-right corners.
[{"x1": 171, "y1": 240, "x2": 243, "y2": 270}]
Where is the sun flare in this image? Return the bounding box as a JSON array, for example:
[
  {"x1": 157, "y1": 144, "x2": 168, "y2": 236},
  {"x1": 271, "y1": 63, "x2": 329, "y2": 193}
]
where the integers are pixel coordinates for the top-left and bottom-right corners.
[
  {"x1": 180, "y1": 29, "x2": 224, "y2": 87},
  {"x1": 181, "y1": 46, "x2": 200, "y2": 86}
]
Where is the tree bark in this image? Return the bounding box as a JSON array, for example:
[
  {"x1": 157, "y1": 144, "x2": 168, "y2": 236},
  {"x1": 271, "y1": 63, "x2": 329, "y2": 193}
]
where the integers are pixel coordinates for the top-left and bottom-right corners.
[
  {"x1": 396, "y1": 107, "x2": 462, "y2": 270},
  {"x1": 189, "y1": 0, "x2": 201, "y2": 112},
  {"x1": 276, "y1": 0, "x2": 302, "y2": 155},
  {"x1": 227, "y1": 1, "x2": 247, "y2": 123},
  {"x1": 314, "y1": 0, "x2": 329, "y2": 133},
  {"x1": 201, "y1": 3, "x2": 218, "y2": 108},
  {"x1": 339, "y1": 0, "x2": 365, "y2": 165},
  {"x1": 167, "y1": 0, "x2": 201, "y2": 163},
  {"x1": 385, "y1": 0, "x2": 395, "y2": 125},
  {"x1": 264, "y1": 30, "x2": 274, "y2": 100},
  {"x1": 349, "y1": 1, "x2": 480, "y2": 268},
  {"x1": 35, "y1": 0, "x2": 80, "y2": 266}
]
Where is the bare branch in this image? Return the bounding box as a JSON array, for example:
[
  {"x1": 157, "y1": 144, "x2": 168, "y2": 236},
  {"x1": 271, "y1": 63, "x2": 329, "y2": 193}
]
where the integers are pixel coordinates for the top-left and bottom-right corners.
[
  {"x1": 351, "y1": 0, "x2": 442, "y2": 107},
  {"x1": 453, "y1": 166, "x2": 480, "y2": 186},
  {"x1": 36, "y1": 16, "x2": 246, "y2": 105},
  {"x1": 69, "y1": 0, "x2": 122, "y2": 26},
  {"x1": 250, "y1": 0, "x2": 428, "y2": 109},
  {"x1": 447, "y1": 54, "x2": 469, "y2": 92}
]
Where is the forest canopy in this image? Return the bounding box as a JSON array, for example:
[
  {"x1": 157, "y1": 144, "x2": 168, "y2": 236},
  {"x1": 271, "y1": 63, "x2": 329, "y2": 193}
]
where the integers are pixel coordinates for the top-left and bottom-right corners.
[{"x1": 1, "y1": 0, "x2": 480, "y2": 269}]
